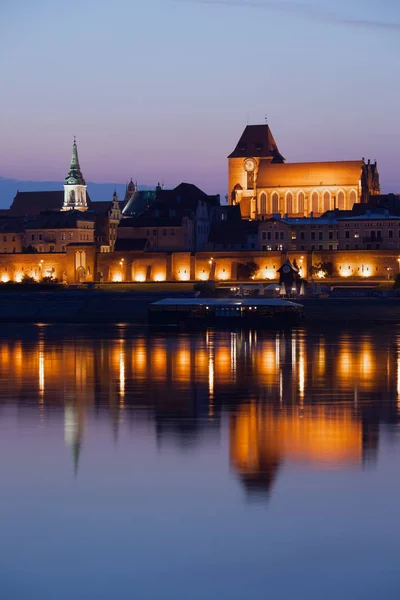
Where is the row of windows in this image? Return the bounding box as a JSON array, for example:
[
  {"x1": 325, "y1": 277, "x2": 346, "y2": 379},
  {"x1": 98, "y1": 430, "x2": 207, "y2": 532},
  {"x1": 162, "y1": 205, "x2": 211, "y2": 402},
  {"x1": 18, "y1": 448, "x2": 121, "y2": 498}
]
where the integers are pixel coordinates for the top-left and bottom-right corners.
[
  {"x1": 344, "y1": 230, "x2": 399, "y2": 239},
  {"x1": 261, "y1": 231, "x2": 285, "y2": 241},
  {"x1": 2, "y1": 236, "x2": 16, "y2": 242},
  {"x1": 344, "y1": 222, "x2": 399, "y2": 228},
  {"x1": 261, "y1": 231, "x2": 337, "y2": 241},
  {"x1": 259, "y1": 190, "x2": 357, "y2": 214},
  {"x1": 146, "y1": 229, "x2": 177, "y2": 237}
]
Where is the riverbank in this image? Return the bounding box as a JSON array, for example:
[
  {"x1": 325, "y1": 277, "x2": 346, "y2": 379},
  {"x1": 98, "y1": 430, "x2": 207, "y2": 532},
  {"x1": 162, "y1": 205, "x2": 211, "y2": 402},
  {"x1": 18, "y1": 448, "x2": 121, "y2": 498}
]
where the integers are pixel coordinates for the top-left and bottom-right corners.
[{"x1": 0, "y1": 289, "x2": 399, "y2": 324}]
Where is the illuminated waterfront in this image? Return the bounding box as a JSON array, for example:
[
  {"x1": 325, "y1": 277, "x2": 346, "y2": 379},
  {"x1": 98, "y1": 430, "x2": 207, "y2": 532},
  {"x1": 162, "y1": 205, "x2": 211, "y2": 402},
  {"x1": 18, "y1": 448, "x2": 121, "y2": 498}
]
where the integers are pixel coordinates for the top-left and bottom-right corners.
[{"x1": 1, "y1": 324, "x2": 400, "y2": 599}]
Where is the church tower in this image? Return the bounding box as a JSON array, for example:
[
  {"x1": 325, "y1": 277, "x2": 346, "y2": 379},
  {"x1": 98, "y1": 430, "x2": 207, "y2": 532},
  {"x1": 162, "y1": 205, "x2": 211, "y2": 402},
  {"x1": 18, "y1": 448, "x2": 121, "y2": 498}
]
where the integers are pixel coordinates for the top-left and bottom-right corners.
[{"x1": 62, "y1": 138, "x2": 88, "y2": 211}]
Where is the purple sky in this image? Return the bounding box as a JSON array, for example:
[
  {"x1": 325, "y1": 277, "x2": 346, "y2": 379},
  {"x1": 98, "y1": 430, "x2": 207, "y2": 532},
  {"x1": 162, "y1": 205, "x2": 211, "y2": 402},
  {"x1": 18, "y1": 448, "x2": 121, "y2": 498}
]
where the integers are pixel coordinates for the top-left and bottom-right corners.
[{"x1": 1, "y1": 0, "x2": 399, "y2": 196}]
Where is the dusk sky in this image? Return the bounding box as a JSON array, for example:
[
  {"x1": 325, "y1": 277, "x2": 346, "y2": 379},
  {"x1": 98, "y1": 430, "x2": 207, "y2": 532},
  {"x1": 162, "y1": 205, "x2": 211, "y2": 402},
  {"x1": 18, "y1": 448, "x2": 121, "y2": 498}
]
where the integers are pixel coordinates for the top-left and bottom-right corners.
[{"x1": 1, "y1": 0, "x2": 399, "y2": 196}]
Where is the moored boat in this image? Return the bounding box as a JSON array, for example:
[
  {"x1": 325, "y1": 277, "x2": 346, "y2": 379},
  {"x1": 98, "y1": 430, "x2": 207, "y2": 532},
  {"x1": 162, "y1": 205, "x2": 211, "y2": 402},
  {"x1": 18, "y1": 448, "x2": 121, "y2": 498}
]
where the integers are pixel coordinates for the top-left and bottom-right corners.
[{"x1": 148, "y1": 297, "x2": 304, "y2": 329}]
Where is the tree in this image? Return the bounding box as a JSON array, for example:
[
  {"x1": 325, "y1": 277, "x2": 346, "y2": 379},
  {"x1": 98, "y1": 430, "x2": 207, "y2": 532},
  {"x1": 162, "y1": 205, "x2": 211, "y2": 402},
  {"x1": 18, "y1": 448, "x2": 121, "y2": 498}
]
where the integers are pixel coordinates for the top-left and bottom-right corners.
[
  {"x1": 237, "y1": 261, "x2": 259, "y2": 280},
  {"x1": 21, "y1": 274, "x2": 36, "y2": 284},
  {"x1": 310, "y1": 261, "x2": 333, "y2": 278},
  {"x1": 22, "y1": 245, "x2": 38, "y2": 254}
]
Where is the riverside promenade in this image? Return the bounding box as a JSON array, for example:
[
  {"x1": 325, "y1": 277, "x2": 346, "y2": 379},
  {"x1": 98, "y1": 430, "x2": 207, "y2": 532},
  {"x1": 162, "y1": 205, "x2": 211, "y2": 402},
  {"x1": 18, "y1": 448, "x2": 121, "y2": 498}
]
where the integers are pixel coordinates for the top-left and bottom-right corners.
[{"x1": 0, "y1": 286, "x2": 399, "y2": 324}]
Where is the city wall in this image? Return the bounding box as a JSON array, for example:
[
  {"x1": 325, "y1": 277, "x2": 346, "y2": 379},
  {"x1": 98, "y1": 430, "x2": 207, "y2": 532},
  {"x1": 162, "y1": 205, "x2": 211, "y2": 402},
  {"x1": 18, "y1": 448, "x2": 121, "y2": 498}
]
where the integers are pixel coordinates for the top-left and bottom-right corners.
[{"x1": 0, "y1": 248, "x2": 399, "y2": 284}]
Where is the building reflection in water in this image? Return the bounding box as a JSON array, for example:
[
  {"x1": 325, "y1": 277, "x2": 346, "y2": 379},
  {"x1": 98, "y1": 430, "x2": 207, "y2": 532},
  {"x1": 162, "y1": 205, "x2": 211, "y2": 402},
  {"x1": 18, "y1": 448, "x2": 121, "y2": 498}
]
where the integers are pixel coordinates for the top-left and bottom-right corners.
[{"x1": 0, "y1": 326, "x2": 399, "y2": 498}]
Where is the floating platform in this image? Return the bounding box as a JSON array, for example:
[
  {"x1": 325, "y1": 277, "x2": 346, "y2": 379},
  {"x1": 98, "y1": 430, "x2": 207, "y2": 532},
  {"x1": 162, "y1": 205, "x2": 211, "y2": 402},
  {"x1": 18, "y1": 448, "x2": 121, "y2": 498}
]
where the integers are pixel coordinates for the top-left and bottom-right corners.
[{"x1": 148, "y1": 297, "x2": 304, "y2": 328}]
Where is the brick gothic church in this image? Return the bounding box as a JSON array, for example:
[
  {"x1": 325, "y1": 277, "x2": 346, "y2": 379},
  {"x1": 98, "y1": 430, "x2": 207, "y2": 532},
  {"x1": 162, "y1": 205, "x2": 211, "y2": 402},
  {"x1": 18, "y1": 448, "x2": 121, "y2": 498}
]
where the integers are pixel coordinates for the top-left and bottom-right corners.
[{"x1": 228, "y1": 124, "x2": 380, "y2": 220}]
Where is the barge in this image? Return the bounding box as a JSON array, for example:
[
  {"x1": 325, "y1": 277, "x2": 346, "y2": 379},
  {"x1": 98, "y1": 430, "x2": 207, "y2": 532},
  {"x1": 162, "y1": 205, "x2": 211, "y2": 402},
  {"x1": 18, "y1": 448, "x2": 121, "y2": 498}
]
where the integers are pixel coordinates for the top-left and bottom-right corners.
[{"x1": 148, "y1": 297, "x2": 304, "y2": 328}]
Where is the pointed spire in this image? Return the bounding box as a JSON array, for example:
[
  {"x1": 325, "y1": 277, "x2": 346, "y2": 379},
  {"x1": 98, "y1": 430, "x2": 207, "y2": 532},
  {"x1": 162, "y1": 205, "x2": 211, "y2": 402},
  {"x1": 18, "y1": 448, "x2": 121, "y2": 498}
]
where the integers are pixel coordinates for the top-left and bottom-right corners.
[{"x1": 64, "y1": 137, "x2": 85, "y2": 185}]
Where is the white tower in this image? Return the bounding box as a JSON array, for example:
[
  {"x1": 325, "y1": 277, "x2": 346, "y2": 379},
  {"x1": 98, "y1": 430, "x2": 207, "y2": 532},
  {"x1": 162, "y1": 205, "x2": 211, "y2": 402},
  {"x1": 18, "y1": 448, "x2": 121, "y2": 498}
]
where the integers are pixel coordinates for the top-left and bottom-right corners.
[{"x1": 62, "y1": 137, "x2": 88, "y2": 211}]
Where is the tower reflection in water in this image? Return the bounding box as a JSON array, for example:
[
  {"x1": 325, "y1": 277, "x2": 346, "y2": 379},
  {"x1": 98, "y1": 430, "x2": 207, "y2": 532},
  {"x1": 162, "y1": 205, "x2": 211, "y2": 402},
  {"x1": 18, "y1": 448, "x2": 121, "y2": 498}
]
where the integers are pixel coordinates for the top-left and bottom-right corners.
[{"x1": 0, "y1": 326, "x2": 399, "y2": 499}]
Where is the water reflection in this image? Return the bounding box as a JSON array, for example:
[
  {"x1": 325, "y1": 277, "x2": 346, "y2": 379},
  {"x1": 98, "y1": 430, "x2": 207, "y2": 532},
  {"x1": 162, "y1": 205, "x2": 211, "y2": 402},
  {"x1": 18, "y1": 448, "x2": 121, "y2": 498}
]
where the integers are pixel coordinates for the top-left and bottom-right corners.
[{"x1": 0, "y1": 326, "x2": 400, "y2": 499}]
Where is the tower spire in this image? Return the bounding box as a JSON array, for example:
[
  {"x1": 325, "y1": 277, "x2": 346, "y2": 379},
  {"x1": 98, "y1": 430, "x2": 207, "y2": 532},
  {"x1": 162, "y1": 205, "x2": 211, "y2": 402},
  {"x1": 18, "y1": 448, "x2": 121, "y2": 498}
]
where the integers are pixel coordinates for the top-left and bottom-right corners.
[
  {"x1": 65, "y1": 137, "x2": 85, "y2": 185},
  {"x1": 62, "y1": 138, "x2": 88, "y2": 211}
]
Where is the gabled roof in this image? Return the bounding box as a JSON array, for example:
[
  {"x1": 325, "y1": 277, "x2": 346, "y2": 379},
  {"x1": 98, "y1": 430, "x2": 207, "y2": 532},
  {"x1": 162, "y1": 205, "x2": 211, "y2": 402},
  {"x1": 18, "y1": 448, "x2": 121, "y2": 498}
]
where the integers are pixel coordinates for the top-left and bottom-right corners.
[
  {"x1": 90, "y1": 201, "x2": 113, "y2": 215},
  {"x1": 25, "y1": 210, "x2": 95, "y2": 230},
  {"x1": 209, "y1": 220, "x2": 258, "y2": 244},
  {"x1": 228, "y1": 124, "x2": 285, "y2": 162},
  {"x1": 157, "y1": 183, "x2": 220, "y2": 210},
  {"x1": 257, "y1": 160, "x2": 363, "y2": 188},
  {"x1": 114, "y1": 238, "x2": 148, "y2": 252},
  {"x1": 9, "y1": 190, "x2": 93, "y2": 216},
  {"x1": 0, "y1": 216, "x2": 26, "y2": 233}
]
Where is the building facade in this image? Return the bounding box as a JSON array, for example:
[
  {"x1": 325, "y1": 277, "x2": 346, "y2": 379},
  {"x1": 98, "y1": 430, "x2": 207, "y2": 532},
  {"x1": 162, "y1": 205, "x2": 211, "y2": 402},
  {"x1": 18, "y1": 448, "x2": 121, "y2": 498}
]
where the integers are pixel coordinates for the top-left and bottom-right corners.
[{"x1": 228, "y1": 124, "x2": 380, "y2": 220}]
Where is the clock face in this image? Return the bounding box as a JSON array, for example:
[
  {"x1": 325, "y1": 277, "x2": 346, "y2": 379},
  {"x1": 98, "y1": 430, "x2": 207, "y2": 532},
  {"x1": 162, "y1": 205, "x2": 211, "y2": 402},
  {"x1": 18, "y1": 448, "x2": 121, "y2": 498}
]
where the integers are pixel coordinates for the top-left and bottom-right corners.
[
  {"x1": 243, "y1": 158, "x2": 256, "y2": 172},
  {"x1": 282, "y1": 265, "x2": 291, "y2": 273}
]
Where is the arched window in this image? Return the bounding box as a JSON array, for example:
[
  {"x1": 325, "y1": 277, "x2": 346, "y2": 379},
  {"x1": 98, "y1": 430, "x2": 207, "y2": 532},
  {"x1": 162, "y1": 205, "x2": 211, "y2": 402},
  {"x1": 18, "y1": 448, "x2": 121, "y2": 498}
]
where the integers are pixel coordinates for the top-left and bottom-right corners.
[
  {"x1": 311, "y1": 192, "x2": 319, "y2": 214},
  {"x1": 349, "y1": 190, "x2": 357, "y2": 207},
  {"x1": 323, "y1": 191, "x2": 331, "y2": 213},
  {"x1": 259, "y1": 193, "x2": 267, "y2": 214},
  {"x1": 297, "y1": 192, "x2": 305, "y2": 216},
  {"x1": 286, "y1": 192, "x2": 293, "y2": 215},
  {"x1": 272, "y1": 192, "x2": 279, "y2": 214},
  {"x1": 69, "y1": 190, "x2": 75, "y2": 204},
  {"x1": 337, "y1": 191, "x2": 345, "y2": 210}
]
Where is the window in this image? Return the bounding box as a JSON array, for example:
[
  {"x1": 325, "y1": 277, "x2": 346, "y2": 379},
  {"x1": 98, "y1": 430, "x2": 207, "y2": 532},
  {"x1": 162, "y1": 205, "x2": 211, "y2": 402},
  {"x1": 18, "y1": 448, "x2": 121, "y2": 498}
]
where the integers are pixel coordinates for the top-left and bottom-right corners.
[
  {"x1": 337, "y1": 191, "x2": 345, "y2": 210},
  {"x1": 153, "y1": 229, "x2": 156, "y2": 236},
  {"x1": 329, "y1": 245, "x2": 333, "y2": 250},
  {"x1": 319, "y1": 232, "x2": 323, "y2": 241},
  {"x1": 319, "y1": 245, "x2": 323, "y2": 250},
  {"x1": 280, "y1": 231, "x2": 284, "y2": 240},
  {"x1": 61, "y1": 233, "x2": 66, "y2": 240},
  {"x1": 311, "y1": 232, "x2": 316, "y2": 241},
  {"x1": 69, "y1": 233, "x2": 73, "y2": 240},
  {"x1": 345, "y1": 231, "x2": 350, "y2": 239},
  {"x1": 300, "y1": 232, "x2": 305, "y2": 240},
  {"x1": 389, "y1": 230, "x2": 393, "y2": 238},
  {"x1": 162, "y1": 229, "x2": 166, "y2": 236},
  {"x1": 349, "y1": 190, "x2": 357, "y2": 206},
  {"x1": 272, "y1": 192, "x2": 279, "y2": 213},
  {"x1": 262, "y1": 232, "x2": 266, "y2": 240},
  {"x1": 286, "y1": 192, "x2": 293, "y2": 215},
  {"x1": 13, "y1": 248, "x2": 16, "y2": 253},
  {"x1": 311, "y1": 192, "x2": 319, "y2": 214},
  {"x1": 329, "y1": 231, "x2": 333, "y2": 240},
  {"x1": 2, "y1": 236, "x2": 6, "y2": 242},
  {"x1": 275, "y1": 232, "x2": 279, "y2": 240},
  {"x1": 31, "y1": 234, "x2": 35, "y2": 241},
  {"x1": 323, "y1": 191, "x2": 331, "y2": 213},
  {"x1": 297, "y1": 192, "x2": 305, "y2": 215},
  {"x1": 12, "y1": 236, "x2": 15, "y2": 242},
  {"x1": 267, "y1": 232, "x2": 271, "y2": 240},
  {"x1": 171, "y1": 229, "x2": 175, "y2": 236},
  {"x1": 259, "y1": 193, "x2": 267, "y2": 214},
  {"x1": 49, "y1": 246, "x2": 54, "y2": 252}
]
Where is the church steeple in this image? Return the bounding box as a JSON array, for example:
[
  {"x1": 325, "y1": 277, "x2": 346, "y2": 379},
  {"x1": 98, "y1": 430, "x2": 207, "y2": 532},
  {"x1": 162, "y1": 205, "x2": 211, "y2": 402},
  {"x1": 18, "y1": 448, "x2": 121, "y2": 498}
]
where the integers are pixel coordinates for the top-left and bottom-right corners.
[
  {"x1": 62, "y1": 138, "x2": 88, "y2": 211},
  {"x1": 64, "y1": 137, "x2": 86, "y2": 186}
]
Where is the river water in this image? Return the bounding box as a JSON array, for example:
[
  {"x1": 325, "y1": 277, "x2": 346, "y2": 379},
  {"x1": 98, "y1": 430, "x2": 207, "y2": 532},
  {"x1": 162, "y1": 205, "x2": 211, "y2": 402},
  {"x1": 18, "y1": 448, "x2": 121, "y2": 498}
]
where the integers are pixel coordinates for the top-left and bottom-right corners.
[{"x1": 0, "y1": 324, "x2": 399, "y2": 599}]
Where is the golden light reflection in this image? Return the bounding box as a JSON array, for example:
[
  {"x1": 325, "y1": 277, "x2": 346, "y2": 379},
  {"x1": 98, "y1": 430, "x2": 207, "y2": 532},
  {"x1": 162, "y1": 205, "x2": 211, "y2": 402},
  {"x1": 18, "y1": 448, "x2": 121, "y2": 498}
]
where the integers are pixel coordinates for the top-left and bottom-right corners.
[
  {"x1": 397, "y1": 351, "x2": 400, "y2": 412},
  {"x1": 230, "y1": 404, "x2": 363, "y2": 481},
  {"x1": 298, "y1": 336, "x2": 305, "y2": 403},
  {"x1": 38, "y1": 344, "x2": 45, "y2": 402},
  {"x1": 119, "y1": 341, "x2": 125, "y2": 404}
]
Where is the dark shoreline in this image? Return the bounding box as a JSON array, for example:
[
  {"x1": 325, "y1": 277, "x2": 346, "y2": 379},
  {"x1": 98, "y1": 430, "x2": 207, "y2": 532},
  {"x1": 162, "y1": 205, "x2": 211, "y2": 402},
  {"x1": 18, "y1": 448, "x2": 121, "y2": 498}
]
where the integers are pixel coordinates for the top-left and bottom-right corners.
[{"x1": 0, "y1": 290, "x2": 399, "y2": 324}]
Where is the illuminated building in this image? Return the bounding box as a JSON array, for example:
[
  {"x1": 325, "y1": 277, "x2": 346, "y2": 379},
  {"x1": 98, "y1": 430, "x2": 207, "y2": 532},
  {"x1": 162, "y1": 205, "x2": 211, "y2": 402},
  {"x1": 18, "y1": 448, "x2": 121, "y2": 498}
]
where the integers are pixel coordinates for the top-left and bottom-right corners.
[{"x1": 228, "y1": 123, "x2": 380, "y2": 220}]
